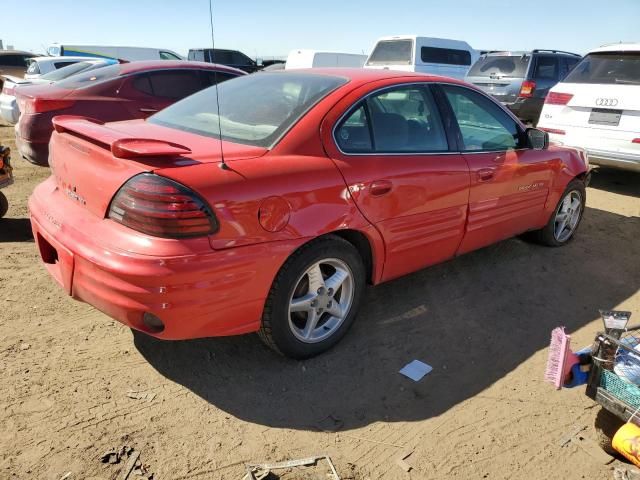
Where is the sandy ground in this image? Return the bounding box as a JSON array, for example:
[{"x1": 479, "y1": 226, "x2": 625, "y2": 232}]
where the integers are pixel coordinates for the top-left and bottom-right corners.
[{"x1": 0, "y1": 121, "x2": 639, "y2": 480}]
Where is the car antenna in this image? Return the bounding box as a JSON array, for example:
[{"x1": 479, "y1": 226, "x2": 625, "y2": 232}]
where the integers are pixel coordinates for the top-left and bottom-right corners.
[{"x1": 209, "y1": 0, "x2": 229, "y2": 170}]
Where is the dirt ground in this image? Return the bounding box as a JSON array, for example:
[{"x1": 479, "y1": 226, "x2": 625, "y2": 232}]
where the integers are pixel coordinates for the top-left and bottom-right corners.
[{"x1": 0, "y1": 121, "x2": 638, "y2": 480}]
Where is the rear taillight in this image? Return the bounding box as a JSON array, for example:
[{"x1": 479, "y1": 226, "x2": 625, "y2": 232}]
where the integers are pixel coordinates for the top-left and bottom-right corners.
[
  {"x1": 20, "y1": 98, "x2": 75, "y2": 114},
  {"x1": 518, "y1": 80, "x2": 536, "y2": 98},
  {"x1": 632, "y1": 138, "x2": 640, "y2": 144},
  {"x1": 108, "y1": 173, "x2": 218, "y2": 238},
  {"x1": 2, "y1": 84, "x2": 14, "y2": 96},
  {"x1": 545, "y1": 92, "x2": 573, "y2": 105},
  {"x1": 539, "y1": 127, "x2": 566, "y2": 135}
]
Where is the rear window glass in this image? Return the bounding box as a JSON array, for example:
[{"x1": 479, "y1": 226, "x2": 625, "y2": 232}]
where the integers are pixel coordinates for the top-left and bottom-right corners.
[
  {"x1": 54, "y1": 61, "x2": 76, "y2": 69},
  {"x1": 564, "y1": 52, "x2": 640, "y2": 85},
  {"x1": 421, "y1": 47, "x2": 471, "y2": 66},
  {"x1": 41, "y1": 61, "x2": 94, "y2": 81},
  {"x1": 1, "y1": 54, "x2": 31, "y2": 67},
  {"x1": 149, "y1": 72, "x2": 347, "y2": 148},
  {"x1": 366, "y1": 40, "x2": 413, "y2": 66},
  {"x1": 467, "y1": 55, "x2": 530, "y2": 78},
  {"x1": 56, "y1": 64, "x2": 122, "y2": 88}
]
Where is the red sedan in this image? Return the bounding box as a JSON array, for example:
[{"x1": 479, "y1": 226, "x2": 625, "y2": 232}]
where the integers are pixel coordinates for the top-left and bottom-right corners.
[
  {"x1": 29, "y1": 69, "x2": 589, "y2": 358},
  {"x1": 14, "y1": 60, "x2": 244, "y2": 166}
]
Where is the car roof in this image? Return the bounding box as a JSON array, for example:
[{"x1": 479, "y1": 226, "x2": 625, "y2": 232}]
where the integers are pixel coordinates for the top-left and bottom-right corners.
[
  {"x1": 483, "y1": 50, "x2": 579, "y2": 57},
  {"x1": 0, "y1": 50, "x2": 35, "y2": 56},
  {"x1": 590, "y1": 42, "x2": 640, "y2": 54},
  {"x1": 271, "y1": 67, "x2": 467, "y2": 86},
  {"x1": 117, "y1": 60, "x2": 245, "y2": 75}
]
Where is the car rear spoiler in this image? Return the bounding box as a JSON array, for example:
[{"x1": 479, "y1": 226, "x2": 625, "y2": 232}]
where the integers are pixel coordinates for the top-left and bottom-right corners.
[{"x1": 52, "y1": 115, "x2": 192, "y2": 159}]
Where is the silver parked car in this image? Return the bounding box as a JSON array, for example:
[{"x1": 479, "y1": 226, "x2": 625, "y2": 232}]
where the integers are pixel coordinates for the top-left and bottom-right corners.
[{"x1": 0, "y1": 58, "x2": 117, "y2": 124}]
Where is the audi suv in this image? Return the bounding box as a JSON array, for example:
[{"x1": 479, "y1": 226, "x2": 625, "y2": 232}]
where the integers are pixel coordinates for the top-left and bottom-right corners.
[{"x1": 537, "y1": 43, "x2": 640, "y2": 172}]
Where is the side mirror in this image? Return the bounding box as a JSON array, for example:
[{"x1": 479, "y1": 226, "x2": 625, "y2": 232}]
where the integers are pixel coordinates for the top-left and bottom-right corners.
[{"x1": 526, "y1": 128, "x2": 549, "y2": 150}]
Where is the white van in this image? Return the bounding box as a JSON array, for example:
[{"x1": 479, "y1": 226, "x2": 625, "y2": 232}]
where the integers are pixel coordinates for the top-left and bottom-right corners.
[
  {"x1": 46, "y1": 44, "x2": 183, "y2": 62},
  {"x1": 537, "y1": 43, "x2": 640, "y2": 172},
  {"x1": 285, "y1": 50, "x2": 367, "y2": 69},
  {"x1": 364, "y1": 35, "x2": 479, "y2": 79}
]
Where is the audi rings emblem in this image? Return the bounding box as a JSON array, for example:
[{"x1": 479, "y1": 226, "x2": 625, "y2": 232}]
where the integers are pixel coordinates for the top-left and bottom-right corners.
[{"x1": 595, "y1": 98, "x2": 619, "y2": 107}]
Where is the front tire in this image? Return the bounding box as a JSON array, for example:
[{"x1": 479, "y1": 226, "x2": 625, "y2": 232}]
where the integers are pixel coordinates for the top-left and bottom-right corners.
[
  {"x1": 258, "y1": 235, "x2": 365, "y2": 359},
  {"x1": 0, "y1": 191, "x2": 8, "y2": 218},
  {"x1": 531, "y1": 179, "x2": 586, "y2": 246}
]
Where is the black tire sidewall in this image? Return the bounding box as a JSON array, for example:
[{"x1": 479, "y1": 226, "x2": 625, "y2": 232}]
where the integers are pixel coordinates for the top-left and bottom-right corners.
[
  {"x1": 264, "y1": 238, "x2": 365, "y2": 359},
  {"x1": 0, "y1": 191, "x2": 8, "y2": 218}
]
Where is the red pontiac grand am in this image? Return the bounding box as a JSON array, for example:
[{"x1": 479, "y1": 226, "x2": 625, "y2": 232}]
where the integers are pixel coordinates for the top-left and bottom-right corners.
[{"x1": 29, "y1": 69, "x2": 590, "y2": 358}]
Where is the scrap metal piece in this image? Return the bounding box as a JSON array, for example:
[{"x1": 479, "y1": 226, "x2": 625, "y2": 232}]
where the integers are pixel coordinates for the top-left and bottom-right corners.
[{"x1": 245, "y1": 454, "x2": 339, "y2": 479}]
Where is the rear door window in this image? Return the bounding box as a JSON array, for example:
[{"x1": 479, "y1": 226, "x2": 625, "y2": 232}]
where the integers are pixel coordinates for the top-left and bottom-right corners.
[
  {"x1": 335, "y1": 105, "x2": 372, "y2": 153},
  {"x1": 336, "y1": 85, "x2": 448, "y2": 153},
  {"x1": 467, "y1": 55, "x2": 530, "y2": 78},
  {"x1": 421, "y1": 47, "x2": 471, "y2": 66},
  {"x1": 564, "y1": 52, "x2": 640, "y2": 85},
  {"x1": 133, "y1": 74, "x2": 153, "y2": 95},
  {"x1": 442, "y1": 85, "x2": 524, "y2": 152},
  {"x1": 534, "y1": 56, "x2": 559, "y2": 81},
  {"x1": 366, "y1": 40, "x2": 413, "y2": 66},
  {"x1": 147, "y1": 70, "x2": 203, "y2": 99}
]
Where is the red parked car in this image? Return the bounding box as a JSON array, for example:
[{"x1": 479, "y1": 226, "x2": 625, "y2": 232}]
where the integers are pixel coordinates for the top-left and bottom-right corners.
[
  {"x1": 15, "y1": 60, "x2": 244, "y2": 166},
  {"x1": 29, "y1": 69, "x2": 590, "y2": 358}
]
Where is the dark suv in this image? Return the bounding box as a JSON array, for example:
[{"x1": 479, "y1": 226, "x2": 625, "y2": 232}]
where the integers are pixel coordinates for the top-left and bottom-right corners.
[
  {"x1": 188, "y1": 48, "x2": 260, "y2": 73},
  {"x1": 465, "y1": 50, "x2": 581, "y2": 125}
]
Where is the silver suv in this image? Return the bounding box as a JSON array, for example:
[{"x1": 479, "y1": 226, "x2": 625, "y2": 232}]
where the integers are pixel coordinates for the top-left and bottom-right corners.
[{"x1": 465, "y1": 50, "x2": 581, "y2": 125}]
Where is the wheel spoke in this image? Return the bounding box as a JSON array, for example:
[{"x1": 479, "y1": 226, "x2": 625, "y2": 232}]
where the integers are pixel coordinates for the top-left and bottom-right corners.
[
  {"x1": 290, "y1": 293, "x2": 316, "y2": 313},
  {"x1": 561, "y1": 196, "x2": 571, "y2": 212},
  {"x1": 302, "y1": 309, "x2": 320, "y2": 339},
  {"x1": 555, "y1": 217, "x2": 568, "y2": 238},
  {"x1": 306, "y1": 263, "x2": 325, "y2": 294},
  {"x1": 326, "y1": 302, "x2": 343, "y2": 319},
  {"x1": 325, "y1": 267, "x2": 349, "y2": 294}
]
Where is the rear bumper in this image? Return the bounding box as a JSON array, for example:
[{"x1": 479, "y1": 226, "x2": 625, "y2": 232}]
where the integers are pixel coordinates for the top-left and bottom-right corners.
[
  {"x1": 586, "y1": 150, "x2": 640, "y2": 172},
  {"x1": 15, "y1": 128, "x2": 49, "y2": 166},
  {"x1": 28, "y1": 177, "x2": 303, "y2": 340},
  {"x1": 546, "y1": 132, "x2": 640, "y2": 172}
]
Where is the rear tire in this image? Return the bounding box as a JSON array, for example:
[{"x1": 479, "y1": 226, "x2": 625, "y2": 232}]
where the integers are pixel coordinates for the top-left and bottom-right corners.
[
  {"x1": 594, "y1": 407, "x2": 624, "y2": 456},
  {"x1": 258, "y1": 235, "x2": 365, "y2": 359},
  {"x1": 0, "y1": 191, "x2": 8, "y2": 218},
  {"x1": 529, "y1": 179, "x2": 585, "y2": 246}
]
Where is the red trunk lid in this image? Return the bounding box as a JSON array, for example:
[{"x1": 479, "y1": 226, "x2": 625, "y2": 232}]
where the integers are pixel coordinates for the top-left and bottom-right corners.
[{"x1": 49, "y1": 117, "x2": 267, "y2": 219}]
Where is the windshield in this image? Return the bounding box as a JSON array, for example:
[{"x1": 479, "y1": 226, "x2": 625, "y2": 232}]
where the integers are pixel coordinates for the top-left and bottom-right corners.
[
  {"x1": 366, "y1": 40, "x2": 413, "y2": 66},
  {"x1": 149, "y1": 72, "x2": 348, "y2": 148},
  {"x1": 564, "y1": 52, "x2": 640, "y2": 85},
  {"x1": 56, "y1": 63, "x2": 122, "y2": 89},
  {"x1": 467, "y1": 55, "x2": 530, "y2": 78},
  {"x1": 41, "y1": 61, "x2": 107, "y2": 82}
]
